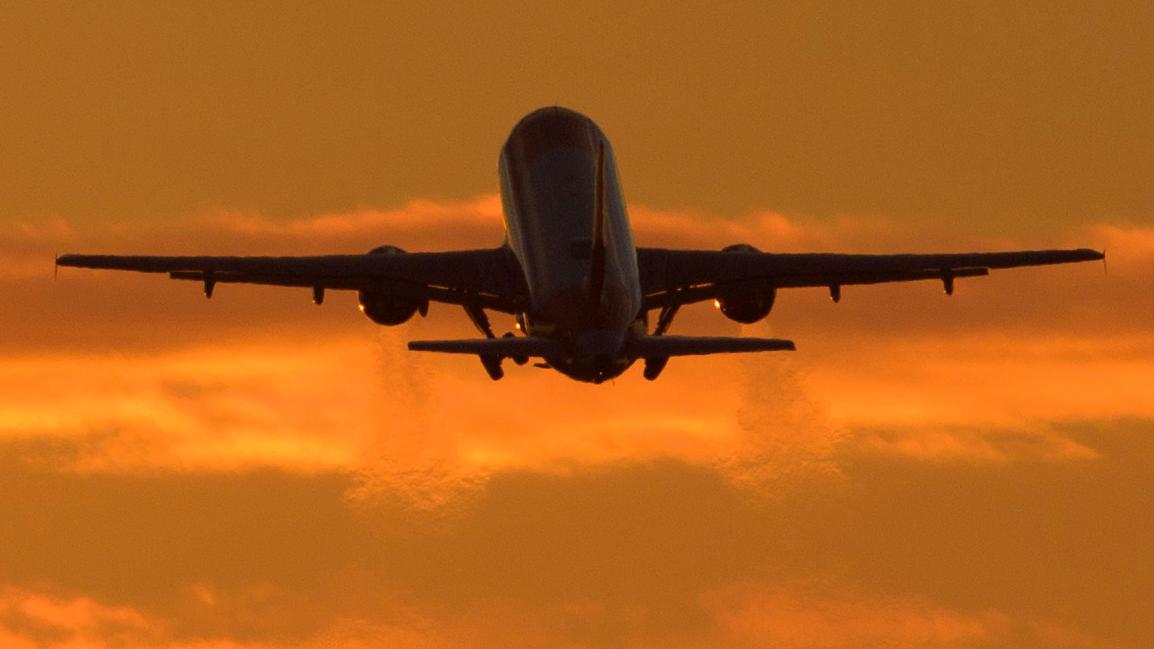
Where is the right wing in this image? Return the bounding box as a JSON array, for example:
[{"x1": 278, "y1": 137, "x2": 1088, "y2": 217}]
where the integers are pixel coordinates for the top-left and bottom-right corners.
[
  {"x1": 638, "y1": 247, "x2": 1104, "y2": 308},
  {"x1": 56, "y1": 248, "x2": 528, "y2": 313}
]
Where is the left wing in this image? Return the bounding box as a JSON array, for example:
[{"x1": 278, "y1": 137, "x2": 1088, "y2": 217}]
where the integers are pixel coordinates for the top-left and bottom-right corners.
[
  {"x1": 56, "y1": 248, "x2": 527, "y2": 312},
  {"x1": 638, "y1": 247, "x2": 1104, "y2": 308}
]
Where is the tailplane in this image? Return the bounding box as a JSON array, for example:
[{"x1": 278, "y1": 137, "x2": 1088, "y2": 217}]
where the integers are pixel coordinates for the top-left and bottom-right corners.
[
  {"x1": 628, "y1": 335, "x2": 795, "y2": 381},
  {"x1": 409, "y1": 334, "x2": 794, "y2": 359},
  {"x1": 626, "y1": 335, "x2": 795, "y2": 358},
  {"x1": 409, "y1": 336, "x2": 564, "y2": 381},
  {"x1": 409, "y1": 334, "x2": 794, "y2": 382},
  {"x1": 409, "y1": 337, "x2": 563, "y2": 357}
]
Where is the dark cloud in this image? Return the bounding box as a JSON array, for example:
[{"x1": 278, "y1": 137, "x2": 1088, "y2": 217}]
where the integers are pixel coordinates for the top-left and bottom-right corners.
[
  {"x1": 3, "y1": 421, "x2": 1152, "y2": 647},
  {"x1": 0, "y1": 463, "x2": 360, "y2": 641},
  {"x1": 826, "y1": 420, "x2": 1154, "y2": 647}
]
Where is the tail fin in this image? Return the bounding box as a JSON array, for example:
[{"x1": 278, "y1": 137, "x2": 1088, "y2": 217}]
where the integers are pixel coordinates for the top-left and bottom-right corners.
[{"x1": 587, "y1": 140, "x2": 608, "y2": 304}]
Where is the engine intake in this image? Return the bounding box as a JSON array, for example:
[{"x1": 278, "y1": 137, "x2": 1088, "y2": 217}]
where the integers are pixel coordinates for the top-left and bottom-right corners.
[
  {"x1": 357, "y1": 245, "x2": 427, "y2": 326},
  {"x1": 716, "y1": 243, "x2": 776, "y2": 324},
  {"x1": 716, "y1": 290, "x2": 776, "y2": 324}
]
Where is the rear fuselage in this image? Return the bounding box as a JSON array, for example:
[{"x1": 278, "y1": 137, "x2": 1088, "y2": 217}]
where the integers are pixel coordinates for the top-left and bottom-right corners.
[{"x1": 498, "y1": 107, "x2": 644, "y2": 382}]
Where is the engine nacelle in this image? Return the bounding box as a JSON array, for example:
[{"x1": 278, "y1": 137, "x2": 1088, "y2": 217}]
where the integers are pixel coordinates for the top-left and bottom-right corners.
[
  {"x1": 716, "y1": 243, "x2": 776, "y2": 324},
  {"x1": 357, "y1": 245, "x2": 427, "y2": 326}
]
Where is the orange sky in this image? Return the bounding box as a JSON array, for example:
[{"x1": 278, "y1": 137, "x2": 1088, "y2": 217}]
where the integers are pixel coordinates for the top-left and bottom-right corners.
[{"x1": 3, "y1": 3, "x2": 1153, "y2": 648}]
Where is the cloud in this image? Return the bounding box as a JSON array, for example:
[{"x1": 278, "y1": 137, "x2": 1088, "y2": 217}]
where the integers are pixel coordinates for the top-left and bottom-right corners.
[
  {"x1": 0, "y1": 199, "x2": 1146, "y2": 487},
  {"x1": 0, "y1": 343, "x2": 373, "y2": 474},
  {"x1": 195, "y1": 195, "x2": 506, "y2": 247},
  {"x1": 845, "y1": 426, "x2": 1100, "y2": 464},
  {"x1": 4, "y1": 4, "x2": 1151, "y2": 646},
  {"x1": 4, "y1": 441, "x2": 1153, "y2": 648},
  {"x1": 700, "y1": 582, "x2": 1009, "y2": 649},
  {"x1": 806, "y1": 334, "x2": 1154, "y2": 431},
  {"x1": 0, "y1": 587, "x2": 158, "y2": 649}
]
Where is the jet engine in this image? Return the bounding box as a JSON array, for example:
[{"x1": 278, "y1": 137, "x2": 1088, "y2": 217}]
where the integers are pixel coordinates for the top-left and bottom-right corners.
[
  {"x1": 357, "y1": 245, "x2": 427, "y2": 326},
  {"x1": 715, "y1": 243, "x2": 776, "y2": 324}
]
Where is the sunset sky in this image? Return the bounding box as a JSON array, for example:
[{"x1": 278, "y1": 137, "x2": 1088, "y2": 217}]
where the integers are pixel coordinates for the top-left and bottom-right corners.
[{"x1": 3, "y1": 3, "x2": 1153, "y2": 648}]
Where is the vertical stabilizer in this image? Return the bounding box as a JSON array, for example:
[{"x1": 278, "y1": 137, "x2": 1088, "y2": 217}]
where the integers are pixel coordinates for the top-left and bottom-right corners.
[{"x1": 587, "y1": 140, "x2": 608, "y2": 305}]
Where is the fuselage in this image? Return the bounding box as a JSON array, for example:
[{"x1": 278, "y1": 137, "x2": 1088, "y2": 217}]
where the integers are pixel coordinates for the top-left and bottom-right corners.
[{"x1": 498, "y1": 107, "x2": 644, "y2": 382}]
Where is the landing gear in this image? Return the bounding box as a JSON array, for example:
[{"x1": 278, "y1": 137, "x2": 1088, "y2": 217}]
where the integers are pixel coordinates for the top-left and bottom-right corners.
[
  {"x1": 653, "y1": 304, "x2": 680, "y2": 336},
  {"x1": 463, "y1": 303, "x2": 496, "y2": 339},
  {"x1": 462, "y1": 304, "x2": 522, "y2": 379},
  {"x1": 480, "y1": 355, "x2": 504, "y2": 381},
  {"x1": 639, "y1": 304, "x2": 680, "y2": 380},
  {"x1": 462, "y1": 304, "x2": 503, "y2": 380},
  {"x1": 642, "y1": 357, "x2": 669, "y2": 381}
]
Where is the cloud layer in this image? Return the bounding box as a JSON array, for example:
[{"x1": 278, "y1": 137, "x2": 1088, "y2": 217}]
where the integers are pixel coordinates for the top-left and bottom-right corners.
[{"x1": 2, "y1": 198, "x2": 1149, "y2": 648}]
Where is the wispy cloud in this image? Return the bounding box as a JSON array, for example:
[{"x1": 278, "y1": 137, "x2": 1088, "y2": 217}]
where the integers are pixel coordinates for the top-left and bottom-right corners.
[
  {"x1": 0, "y1": 587, "x2": 158, "y2": 649},
  {"x1": 699, "y1": 582, "x2": 1009, "y2": 649},
  {"x1": 5, "y1": 444, "x2": 1150, "y2": 648}
]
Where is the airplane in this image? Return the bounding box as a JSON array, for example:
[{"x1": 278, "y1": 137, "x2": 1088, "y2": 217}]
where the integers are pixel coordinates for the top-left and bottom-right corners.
[{"x1": 57, "y1": 106, "x2": 1104, "y2": 383}]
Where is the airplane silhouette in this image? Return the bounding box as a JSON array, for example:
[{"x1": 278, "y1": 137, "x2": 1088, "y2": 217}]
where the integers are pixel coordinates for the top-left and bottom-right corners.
[{"x1": 58, "y1": 107, "x2": 1104, "y2": 383}]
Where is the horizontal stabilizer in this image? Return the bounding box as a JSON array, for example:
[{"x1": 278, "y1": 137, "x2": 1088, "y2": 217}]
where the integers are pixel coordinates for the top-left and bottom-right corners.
[
  {"x1": 627, "y1": 335, "x2": 795, "y2": 358},
  {"x1": 409, "y1": 337, "x2": 563, "y2": 357}
]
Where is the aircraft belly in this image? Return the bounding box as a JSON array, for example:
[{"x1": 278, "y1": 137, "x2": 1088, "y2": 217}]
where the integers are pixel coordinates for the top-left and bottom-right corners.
[
  {"x1": 503, "y1": 152, "x2": 594, "y2": 326},
  {"x1": 532, "y1": 279, "x2": 635, "y2": 333},
  {"x1": 499, "y1": 107, "x2": 642, "y2": 339}
]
